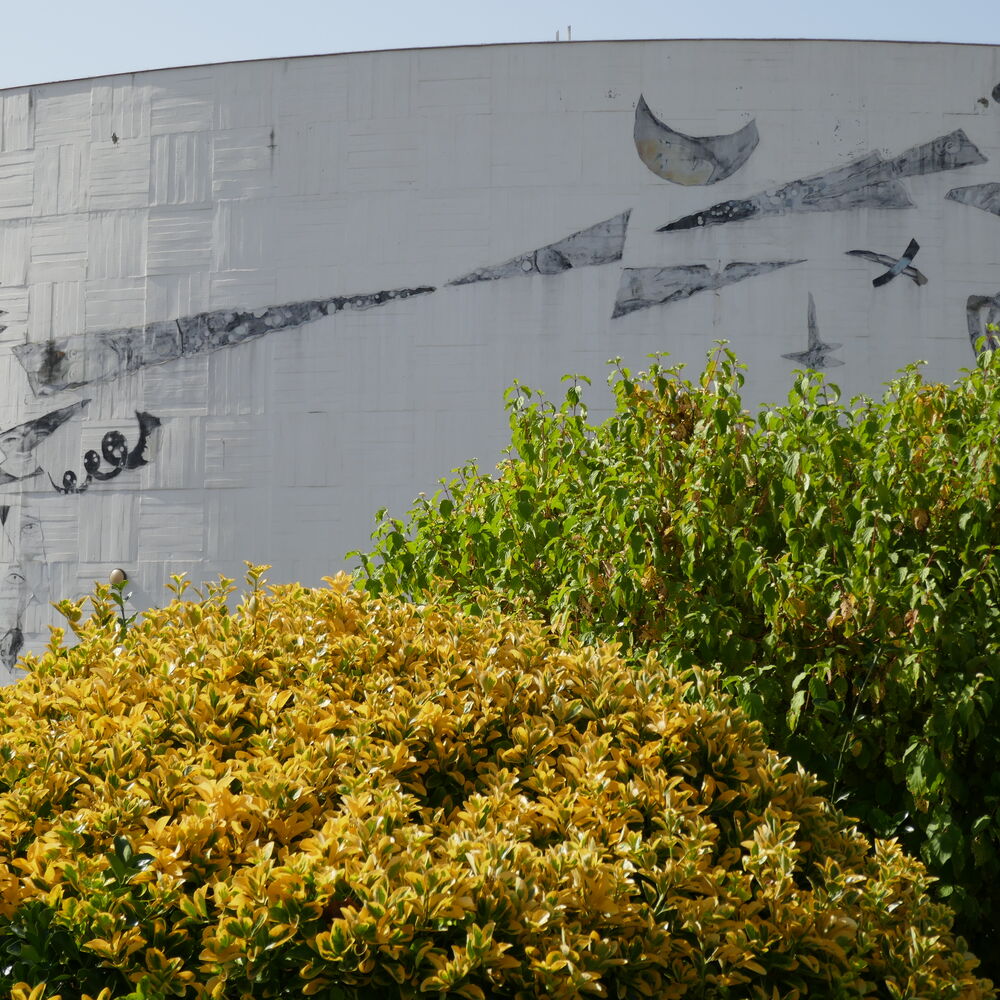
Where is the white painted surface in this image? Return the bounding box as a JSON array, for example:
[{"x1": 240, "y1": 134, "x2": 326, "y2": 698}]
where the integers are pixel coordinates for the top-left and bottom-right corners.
[{"x1": 1, "y1": 39, "x2": 999, "y2": 679}]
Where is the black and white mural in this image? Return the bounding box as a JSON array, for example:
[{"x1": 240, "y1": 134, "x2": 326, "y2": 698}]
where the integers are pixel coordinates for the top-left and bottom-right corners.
[
  {"x1": 656, "y1": 131, "x2": 985, "y2": 232},
  {"x1": 782, "y1": 294, "x2": 843, "y2": 370},
  {"x1": 967, "y1": 292, "x2": 1000, "y2": 354},
  {"x1": 847, "y1": 240, "x2": 927, "y2": 288},
  {"x1": 450, "y1": 212, "x2": 630, "y2": 285},
  {"x1": 0, "y1": 401, "x2": 90, "y2": 484},
  {"x1": 612, "y1": 261, "x2": 804, "y2": 318},
  {"x1": 14, "y1": 287, "x2": 436, "y2": 395},
  {"x1": 0, "y1": 39, "x2": 998, "y2": 679},
  {"x1": 50, "y1": 412, "x2": 161, "y2": 494},
  {"x1": 947, "y1": 183, "x2": 1000, "y2": 217},
  {"x1": 0, "y1": 503, "x2": 48, "y2": 672},
  {"x1": 633, "y1": 96, "x2": 758, "y2": 185}
]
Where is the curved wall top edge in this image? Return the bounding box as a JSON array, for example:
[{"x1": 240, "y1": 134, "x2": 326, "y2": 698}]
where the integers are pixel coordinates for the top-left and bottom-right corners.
[{"x1": 4, "y1": 36, "x2": 999, "y2": 95}]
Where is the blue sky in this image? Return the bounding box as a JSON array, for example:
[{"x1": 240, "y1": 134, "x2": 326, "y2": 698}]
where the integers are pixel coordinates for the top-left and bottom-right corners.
[{"x1": 2, "y1": 0, "x2": 997, "y2": 89}]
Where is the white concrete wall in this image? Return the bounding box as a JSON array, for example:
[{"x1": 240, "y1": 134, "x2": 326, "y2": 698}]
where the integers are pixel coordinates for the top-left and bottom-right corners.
[{"x1": 1, "y1": 39, "x2": 999, "y2": 677}]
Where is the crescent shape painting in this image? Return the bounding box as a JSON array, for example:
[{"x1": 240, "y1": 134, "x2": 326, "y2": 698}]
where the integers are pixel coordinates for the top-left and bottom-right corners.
[{"x1": 633, "y1": 94, "x2": 759, "y2": 185}]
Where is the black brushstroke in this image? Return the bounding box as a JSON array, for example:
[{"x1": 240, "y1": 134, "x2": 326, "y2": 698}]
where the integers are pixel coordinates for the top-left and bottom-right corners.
[
  {"x1": 993, "y1": 83, "x2": 1000, "y2": 104},
  {"x1": 871, "y1": 239, "x2": 921, "y2": 288},
  {"x1": 0, "y1": 400, "x2": 88, "y2": 488},
  {"x1": 0, "y1": 561, "x2": 29, "y2": 675},
  {"x1": 782, "y1": 293, "x2": 843, "y2": 370},
  {"x1": 846, "y1": 248, "x2": 928, "y2": 287},
  {"x1": 14, "y1": 286, "x2": 436, "y2": 396},
  {"x1": 846, "y1": 239, "x2": 925, "y2": 288},
  {"x1": 0, "y1": 626, "x2": 22, "y2": 671},
  {"x1": 611, "y1": 259, "x2": 805, "y2": 319},
  {"x1": 946, "y1": 183, "x2": 1000, "y2": 217},
  {"x1": 966, "y1": 293, "x2": 1000, "y2": 356},
  {"x1": 50, "y1": 411, "x2": 161, "y2": 494},
  {"x1": 449, "y1": 212, "x2": 630, "y2": 286},
  {"x1": 658, "y1": 130, "x2": 987, "y2": 233},
  {"x1": 39, "y1": 342, "x2": 67, "y2": 388},
  {"x1": 0, "y1": 506, "x2": 8, "y2": 527},
  {"x1": 633, "y1": 95, "x2": 758, "y2": 185},
  {"x1": 0, "y1": 400, "x2": 90, "y2": 466},
  {"x1": 0, "y1": 468, "x2": 41, "y2": 487}
]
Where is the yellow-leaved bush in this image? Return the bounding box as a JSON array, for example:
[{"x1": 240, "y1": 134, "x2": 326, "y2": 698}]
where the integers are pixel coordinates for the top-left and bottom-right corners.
[{"x1": 0, "y1": 571, "x2": 991, "y2": 1000}]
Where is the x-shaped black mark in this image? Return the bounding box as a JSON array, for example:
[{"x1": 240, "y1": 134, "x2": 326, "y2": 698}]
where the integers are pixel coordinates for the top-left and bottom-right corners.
[{"x1": 846, "y1": 239, "x2": 927, "y2": 288}]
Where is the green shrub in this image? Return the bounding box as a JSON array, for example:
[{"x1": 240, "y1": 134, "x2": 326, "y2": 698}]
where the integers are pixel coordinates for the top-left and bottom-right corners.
[
  {"x1": 354, "y1": 348, "x2": 1000, "y2": 975},
  {"x1": 0, "y1": 574, "x2": 989, "y2": 998}
]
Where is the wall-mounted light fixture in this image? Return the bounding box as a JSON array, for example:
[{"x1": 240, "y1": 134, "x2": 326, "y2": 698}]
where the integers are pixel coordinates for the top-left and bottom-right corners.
[{"x1": 109, "y1": 568, "x2": 128, "y2": 586}]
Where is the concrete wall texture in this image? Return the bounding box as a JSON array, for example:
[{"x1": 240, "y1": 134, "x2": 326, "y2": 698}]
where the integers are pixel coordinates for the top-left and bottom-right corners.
[{"x1": 0, "y1": 38, "x2": 999, "y2": 678}]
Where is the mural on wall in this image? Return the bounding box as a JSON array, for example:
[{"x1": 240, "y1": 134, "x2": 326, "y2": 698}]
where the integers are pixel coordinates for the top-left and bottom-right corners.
[
  {"x1": 847, "y1": 239, "x2": 927, "y2": 288},
  {"x1": 612, "y1": 260, "x2": 805, "y2": 318},
  {"x1": 0, "y1": 400, "x2": 99, "y2": 674},
  {"x1": 0, "y1": 562, "x2": 27, "y2": 671},
  {"x1": 0, "y1": 622, "x2": 21, "y2": 672},
  {"x1": 13, "y1": 286, "x2": 436, "y2": 396},
  {"x1": 12, "y1": 212, "x2": 634, "y2": 400},
  {"x1": 946, "y1": 183, "x2": 1000, "y2": 217},
  {"x1": 50, "y1": 412, "x2": 162, "y2": 495},
  {"x1": 449, "y1": 212, "x2": 630, "y2": 286},
  {"x1": 0, "y1": 403, "x2": 159, "y2": 674},
  {"x1": 0, "y1": 506, "x2": 22, "y2": 672},
  {"x1": 782, "y1": 294, "x2": 843, "y2": 370},
  {"x1": 0, "y1": 508, "x2": 46, "y2": 674},
  {"x1": 1, "y1": 42, "x2": 1000, "y2": 679},
  {"x1": 0, "y1": 400, "x2": 91, "y2": 484},
  {"x1": 633, "y1": 95, "x2": 759, "y2": 185},
  {"x1": 966, "y1": 292, "x2": 1000, "y2": 355},
  {"x1": 657, "y1": 130, "x2": 986, "y2": 232}
]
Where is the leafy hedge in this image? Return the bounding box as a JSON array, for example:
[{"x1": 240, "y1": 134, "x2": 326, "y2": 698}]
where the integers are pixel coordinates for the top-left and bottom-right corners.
[
  {"x1": 354, "y1": 349, "x2": 1000, "y2": 976},
  {"x1": 0, "y1": 573, "x2": 989, "y2": 998}
]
